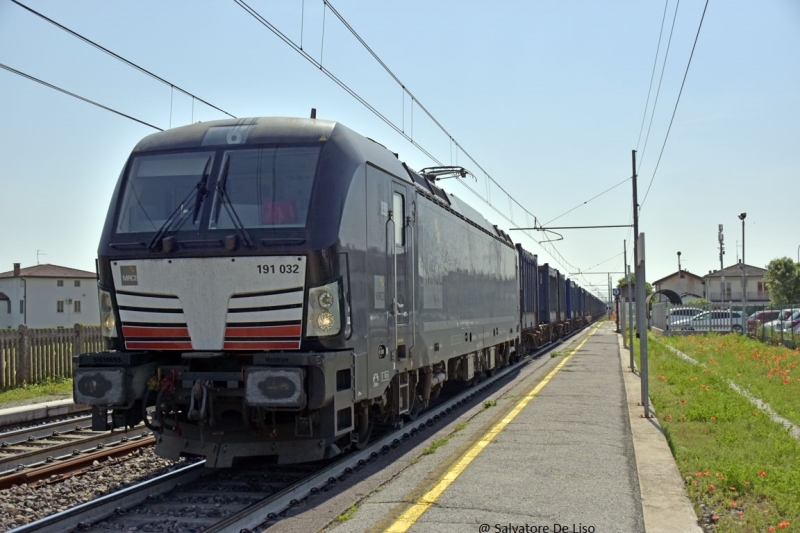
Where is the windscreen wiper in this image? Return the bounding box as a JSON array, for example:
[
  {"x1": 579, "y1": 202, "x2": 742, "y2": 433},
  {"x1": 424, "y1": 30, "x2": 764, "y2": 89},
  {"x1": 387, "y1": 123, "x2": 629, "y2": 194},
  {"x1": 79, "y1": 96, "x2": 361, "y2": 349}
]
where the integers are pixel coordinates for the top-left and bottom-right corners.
[
  {"x1": 147, "y1": 156, "x2": 212, "y2": 251},
  {"x1": 215, "y1": 156, "x2": 255, "y2": 248}
]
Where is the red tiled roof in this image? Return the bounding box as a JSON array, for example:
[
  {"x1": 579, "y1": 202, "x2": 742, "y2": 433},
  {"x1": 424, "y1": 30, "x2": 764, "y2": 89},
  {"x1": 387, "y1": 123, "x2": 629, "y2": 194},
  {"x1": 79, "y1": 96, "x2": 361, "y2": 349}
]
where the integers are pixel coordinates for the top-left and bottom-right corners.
[{"x1": 0, "y1": 264, "x2": 96, "y2": 279}]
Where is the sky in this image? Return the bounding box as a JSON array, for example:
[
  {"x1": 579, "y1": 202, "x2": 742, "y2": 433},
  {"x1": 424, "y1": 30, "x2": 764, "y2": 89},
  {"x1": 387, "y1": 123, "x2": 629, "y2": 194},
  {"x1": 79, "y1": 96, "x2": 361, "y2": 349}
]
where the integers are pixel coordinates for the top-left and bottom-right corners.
[{"x1": 1, "y1": 0, "x2": 798, "y2": 302}]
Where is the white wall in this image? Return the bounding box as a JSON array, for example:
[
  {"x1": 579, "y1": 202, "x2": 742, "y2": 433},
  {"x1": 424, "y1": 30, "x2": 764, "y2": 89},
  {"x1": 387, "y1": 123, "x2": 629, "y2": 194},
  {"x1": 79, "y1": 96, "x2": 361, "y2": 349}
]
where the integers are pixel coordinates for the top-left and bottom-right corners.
[
  {"x1": 0, "y1": 278, "x2": 25, "y2": 328},
  {"x1": 0, "y1": 277, "x2": 100, "y2": 328}
]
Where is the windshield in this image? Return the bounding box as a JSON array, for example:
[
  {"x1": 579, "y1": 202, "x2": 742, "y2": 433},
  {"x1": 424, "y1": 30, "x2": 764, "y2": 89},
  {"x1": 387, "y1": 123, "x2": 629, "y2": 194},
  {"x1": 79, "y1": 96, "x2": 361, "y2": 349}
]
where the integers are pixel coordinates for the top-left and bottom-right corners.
[
  {"x1": 210, "y1": 146, "x2": 319, "y2": 230},
  {"x1": 116, "y1": 152, "x2": 214, "y2": 234}
]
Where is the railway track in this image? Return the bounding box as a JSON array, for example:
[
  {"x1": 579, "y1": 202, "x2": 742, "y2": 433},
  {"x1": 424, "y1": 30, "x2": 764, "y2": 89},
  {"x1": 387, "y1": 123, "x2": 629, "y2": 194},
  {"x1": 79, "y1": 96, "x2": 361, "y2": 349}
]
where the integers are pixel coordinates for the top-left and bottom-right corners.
[
  {"x1": 0, "y1": 416, "x2": 154, "y2": 487},
  {"x1": 9, "y1": 325, "x2": 593, "y2": 533}
]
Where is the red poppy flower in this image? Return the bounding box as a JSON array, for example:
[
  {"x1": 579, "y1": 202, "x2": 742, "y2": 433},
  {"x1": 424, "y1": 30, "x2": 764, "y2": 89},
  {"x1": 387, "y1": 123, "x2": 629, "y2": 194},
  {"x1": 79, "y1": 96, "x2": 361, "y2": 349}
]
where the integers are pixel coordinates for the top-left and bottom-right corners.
[{"x1": 760, "y1": 471, "x2": 767, "y2": 477}]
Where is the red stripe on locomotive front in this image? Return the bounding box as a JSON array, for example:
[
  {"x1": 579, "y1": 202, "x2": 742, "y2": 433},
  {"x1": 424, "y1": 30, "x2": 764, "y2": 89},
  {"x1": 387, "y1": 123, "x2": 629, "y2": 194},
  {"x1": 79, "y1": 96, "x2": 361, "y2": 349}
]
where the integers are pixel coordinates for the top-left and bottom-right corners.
[
  {"x1": 123, "y1": 326, "x2": 190, "y2": 338},
  {"x1": 125, "y1": 341, "x2": 194, "y2": 350},
  {"x1": 224, "y1": 325, "x2": 302, "y2": 338}
]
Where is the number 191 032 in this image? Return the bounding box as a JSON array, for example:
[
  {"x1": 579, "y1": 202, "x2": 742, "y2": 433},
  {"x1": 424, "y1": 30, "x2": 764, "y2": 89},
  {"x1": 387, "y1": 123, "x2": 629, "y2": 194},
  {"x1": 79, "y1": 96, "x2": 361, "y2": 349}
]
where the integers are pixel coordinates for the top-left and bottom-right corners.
[{"x1": 257, "y1": 264, "x2": 300, "y2": 274}]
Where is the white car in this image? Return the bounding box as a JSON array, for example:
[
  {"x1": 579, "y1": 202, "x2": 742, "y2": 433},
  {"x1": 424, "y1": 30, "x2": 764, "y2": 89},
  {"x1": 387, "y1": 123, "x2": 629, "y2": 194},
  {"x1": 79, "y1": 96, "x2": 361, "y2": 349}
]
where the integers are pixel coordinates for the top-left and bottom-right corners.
[
  {"x1": 672, "y1": 309, "x2": 745, "y2": 333},
  {"x1": 665, "y1": 307, "x2": 704, "y2": 330},
  {"x1": 762, "y1": 309, "x2": 800, "y2": 332}
]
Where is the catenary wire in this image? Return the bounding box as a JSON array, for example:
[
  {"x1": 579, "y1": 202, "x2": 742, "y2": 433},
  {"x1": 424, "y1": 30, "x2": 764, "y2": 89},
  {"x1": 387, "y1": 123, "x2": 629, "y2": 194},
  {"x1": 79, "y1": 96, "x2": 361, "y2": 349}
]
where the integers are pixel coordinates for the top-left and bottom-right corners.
[
  {"x1": 232, "y1": 0, "x2": 593, "y2": 276},
  {"x1": 635, "y1": 0, "x2": 670, "y2": 152},
  {"x1": 10, "y1": 0, "x2": 236, "y2": 120},
  {"x1": 641, "y1": 0, "x2": 709, "y2": 209},
  {"x1": 637, "y1": 0, "x2": 681, "y2": 174},
  {"x1": 0, "y1": 62, "x2": 163, "y2": 131},
  {"x1": 543, "y1": 176, "x2": 632, "y2": 226}
]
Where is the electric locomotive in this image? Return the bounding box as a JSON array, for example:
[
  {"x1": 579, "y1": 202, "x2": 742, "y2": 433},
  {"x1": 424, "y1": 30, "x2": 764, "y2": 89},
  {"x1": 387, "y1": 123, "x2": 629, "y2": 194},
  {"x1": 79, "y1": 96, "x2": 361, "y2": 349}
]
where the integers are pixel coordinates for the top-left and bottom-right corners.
[{"x1": 73, "y1": 117, "x2": 519, "y2": 467}]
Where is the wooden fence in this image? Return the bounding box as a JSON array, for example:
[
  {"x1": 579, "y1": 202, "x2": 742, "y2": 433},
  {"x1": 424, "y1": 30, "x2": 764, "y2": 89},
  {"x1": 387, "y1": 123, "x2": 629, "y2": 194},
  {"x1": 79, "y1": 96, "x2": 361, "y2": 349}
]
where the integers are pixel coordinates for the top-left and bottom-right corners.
[{"x1": 0, "y1": 325, "x2": 103, "y2": 390}]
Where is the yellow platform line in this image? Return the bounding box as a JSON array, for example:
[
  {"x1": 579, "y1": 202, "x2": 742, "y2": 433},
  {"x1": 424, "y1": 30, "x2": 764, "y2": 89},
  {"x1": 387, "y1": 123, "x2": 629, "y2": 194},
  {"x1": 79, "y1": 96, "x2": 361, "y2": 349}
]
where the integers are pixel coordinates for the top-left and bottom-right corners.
[{"x1": 384, "y1": 324, "x2": 601, "y2": 533}]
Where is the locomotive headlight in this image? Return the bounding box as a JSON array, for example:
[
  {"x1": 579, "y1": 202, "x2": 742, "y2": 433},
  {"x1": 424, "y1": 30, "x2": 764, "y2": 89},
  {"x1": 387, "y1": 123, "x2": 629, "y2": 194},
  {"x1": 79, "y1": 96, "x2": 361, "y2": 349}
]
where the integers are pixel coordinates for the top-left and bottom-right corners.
[
  {"x1": 316, "y1": 312, "x2": 336, "y2": 331},
  {"x1": 318, "y1": 291, "x2": 333, "y2": 309},
  {"x1": 307, "y1": 281, "x2": 341, "y2": 337},
  {"x1": 98, "y1": 288, "x2": 118, "y2": 338}
]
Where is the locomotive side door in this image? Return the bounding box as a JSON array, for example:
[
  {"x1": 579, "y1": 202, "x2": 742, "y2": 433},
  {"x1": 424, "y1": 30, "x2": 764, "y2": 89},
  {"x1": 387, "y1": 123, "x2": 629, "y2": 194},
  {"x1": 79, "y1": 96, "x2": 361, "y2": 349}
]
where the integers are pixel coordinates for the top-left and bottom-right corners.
[
  {"x1": 390, "y1": 181, "x2": 413, "y2": 362},
  {"x1": 365, "y1": 166, "x2": 409, "y2": 400}
]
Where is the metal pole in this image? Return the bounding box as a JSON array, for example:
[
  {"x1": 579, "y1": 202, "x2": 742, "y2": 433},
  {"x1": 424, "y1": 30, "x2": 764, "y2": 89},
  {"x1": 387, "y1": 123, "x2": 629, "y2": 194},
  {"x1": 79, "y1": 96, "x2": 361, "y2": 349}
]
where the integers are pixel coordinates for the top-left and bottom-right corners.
[
  {"x1": 628, "y1": 263, "x2": 633, "y2": 369},
  {"x1": 637, "y1": 233, "x2": 650, "y2": 418},
  {"x1": 622, "y1": 240, "x2": 627, "y2": 348},
  {"x1": 740, "y1": 213, "x2": 747, "y2": 332}
]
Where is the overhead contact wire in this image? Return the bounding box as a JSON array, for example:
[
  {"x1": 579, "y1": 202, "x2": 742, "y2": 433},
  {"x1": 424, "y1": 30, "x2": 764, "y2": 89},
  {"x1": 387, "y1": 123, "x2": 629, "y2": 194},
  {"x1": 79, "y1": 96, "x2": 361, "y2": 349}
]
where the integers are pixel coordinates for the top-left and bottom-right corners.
[
  {"x1": 0, "y1": 62, "x2": 163, "y2": 131},
  {"x1": 641, "y1": 0, "x2": 709, "y2": 209},
  {"x1": 637, "y1": 0, "x2": 681, "y2": 175},
  {"x1": 636, "y1": 0, "x2": 670, "y2": 152},
  {"x1": 11, "y1": 0, "x2": 236, "y2": 119}
]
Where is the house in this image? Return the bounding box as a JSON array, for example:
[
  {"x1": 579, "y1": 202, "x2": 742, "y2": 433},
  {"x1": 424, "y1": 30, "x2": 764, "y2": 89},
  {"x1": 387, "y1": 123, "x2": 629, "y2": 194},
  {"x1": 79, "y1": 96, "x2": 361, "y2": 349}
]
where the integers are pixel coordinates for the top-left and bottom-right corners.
[
  {"x1": 652, "y1": 269, "x2": 705, "y2": 304},
  {"x1": 617, "y1": 280, "x2": 636, "y2": 302},
  {"x1": 703, "y1": 263, "x2": 769, "y2": 305},
  {"x1": 0, "y1": 263, "x2": 99, "y2": 328}
]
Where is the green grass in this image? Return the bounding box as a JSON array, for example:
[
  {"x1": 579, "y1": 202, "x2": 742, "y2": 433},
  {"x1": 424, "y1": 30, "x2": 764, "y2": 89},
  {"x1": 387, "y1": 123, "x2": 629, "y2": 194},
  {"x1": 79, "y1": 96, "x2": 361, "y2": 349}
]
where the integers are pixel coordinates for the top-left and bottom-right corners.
[
  {"x1": 482, "y1": 400, "x2": 497, "y2": 409},
  {"x1": 0, "y1": 377, "x2": 73, "y2": 407},
  {"x1": 636, "y1": 333, "x2": 800, "y2": 532},
  {"x1": 421, "y1": 422, "x2": 468, "y2": 455},
  {"x1": 661, "y1": 334, "x2": 800, "y2": 427},
  {"x1": 335, "y1": 504, "x2": 358, "y2": 522}
]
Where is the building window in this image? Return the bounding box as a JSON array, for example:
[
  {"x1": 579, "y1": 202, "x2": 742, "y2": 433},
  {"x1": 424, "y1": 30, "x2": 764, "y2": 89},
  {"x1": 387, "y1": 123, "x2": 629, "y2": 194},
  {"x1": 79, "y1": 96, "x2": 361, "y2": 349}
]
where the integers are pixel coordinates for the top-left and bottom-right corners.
[
  {"x1": 57, "y1": 280, "x2": 64, "y2": 287},
  {"x1": 20, "y1": 300, "x2": 24, "y2": 314},
  {"x1": 757, "y1": 282, "x2": 766, "y2": 293},
  {"x1": 6, "y1": 301, "x2": 10, "y2": 314},
  {"x1": 74, "y1": 280, "x2": 81, "y2": 287},
  {"x1": 57, "y1": 300, "x2": 64, "y2": 313},
  {"x1": 74, "y1": 300, "x2": 81, "y2": 313},
  {"x1": 720, "y1": 282, "x2": 731, "y2": 299}
]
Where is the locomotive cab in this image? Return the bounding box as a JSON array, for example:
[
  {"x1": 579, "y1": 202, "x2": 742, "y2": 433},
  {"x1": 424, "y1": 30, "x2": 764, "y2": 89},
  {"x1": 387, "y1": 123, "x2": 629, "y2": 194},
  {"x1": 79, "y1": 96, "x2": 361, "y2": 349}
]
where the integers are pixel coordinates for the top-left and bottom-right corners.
[{"x1": 74, "y1": 118, "x2": 398, "y2": 466}]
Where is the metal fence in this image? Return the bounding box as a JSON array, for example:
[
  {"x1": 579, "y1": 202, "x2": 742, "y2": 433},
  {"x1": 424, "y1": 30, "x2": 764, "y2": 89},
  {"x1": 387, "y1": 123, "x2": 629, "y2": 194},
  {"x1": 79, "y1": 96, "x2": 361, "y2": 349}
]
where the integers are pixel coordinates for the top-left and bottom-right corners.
[
  {"x1": 746, "y1": 303, "x2": 800, "y2": 348},
  {"x1": 650, "y1": 302, "x2": 800, "y2": 348},
  {"x1": 0, "y1": 324, "x2": 103, "y2": 390},
  {"x1": 652, "y1": 303, "x2": 748, "y2": 333}
]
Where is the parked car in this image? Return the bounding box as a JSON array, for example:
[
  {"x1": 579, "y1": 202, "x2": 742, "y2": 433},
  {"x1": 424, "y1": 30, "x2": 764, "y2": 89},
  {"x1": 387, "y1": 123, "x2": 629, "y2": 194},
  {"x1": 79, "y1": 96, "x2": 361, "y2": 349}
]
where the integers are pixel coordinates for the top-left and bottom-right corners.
[
  {"x1": 761, "y1": 309, "x2": 800, "y2": 332},
  {"x1": 747, "y1": 310, "x2": 786, "y2": 332},
  {"x1": 673, "y1": 309, "x2": 745, "y2": 333},
  {"x1": 665, "y1": 307, "x2": 704, "y2": 330}
]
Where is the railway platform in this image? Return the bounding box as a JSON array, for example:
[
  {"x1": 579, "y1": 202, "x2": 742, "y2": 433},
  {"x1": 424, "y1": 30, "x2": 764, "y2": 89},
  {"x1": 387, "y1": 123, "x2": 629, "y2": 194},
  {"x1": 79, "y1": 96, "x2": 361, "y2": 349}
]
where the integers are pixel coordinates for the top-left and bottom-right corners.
[
  {"x1": 0, "y1": 398, "x2": 86, "y2": 427},
  {"x1": 281, "y1": 322, "x2": 703, "y2": 533}
]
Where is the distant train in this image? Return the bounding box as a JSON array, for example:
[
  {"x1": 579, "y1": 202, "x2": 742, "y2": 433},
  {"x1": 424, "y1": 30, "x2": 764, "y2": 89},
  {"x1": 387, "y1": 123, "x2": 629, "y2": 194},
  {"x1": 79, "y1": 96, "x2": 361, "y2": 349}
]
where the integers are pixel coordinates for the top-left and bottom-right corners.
[{"x1": 73, "y1": 117, "x2": 605, "y2": 467}]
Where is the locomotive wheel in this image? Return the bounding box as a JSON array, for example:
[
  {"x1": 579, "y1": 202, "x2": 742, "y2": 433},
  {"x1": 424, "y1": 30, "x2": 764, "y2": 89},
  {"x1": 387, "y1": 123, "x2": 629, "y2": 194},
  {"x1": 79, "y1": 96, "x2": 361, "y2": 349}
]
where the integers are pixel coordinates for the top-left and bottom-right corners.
[{"x1": 353, "y1": 408, "x2": 373, "y2": 450}]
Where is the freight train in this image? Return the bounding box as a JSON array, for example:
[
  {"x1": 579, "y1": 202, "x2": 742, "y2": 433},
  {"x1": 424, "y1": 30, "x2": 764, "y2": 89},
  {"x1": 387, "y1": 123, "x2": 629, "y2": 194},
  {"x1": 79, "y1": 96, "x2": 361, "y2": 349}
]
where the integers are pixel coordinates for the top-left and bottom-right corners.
[{"x1": 73, "y1": 117, "x2": 605, "y2": 467}]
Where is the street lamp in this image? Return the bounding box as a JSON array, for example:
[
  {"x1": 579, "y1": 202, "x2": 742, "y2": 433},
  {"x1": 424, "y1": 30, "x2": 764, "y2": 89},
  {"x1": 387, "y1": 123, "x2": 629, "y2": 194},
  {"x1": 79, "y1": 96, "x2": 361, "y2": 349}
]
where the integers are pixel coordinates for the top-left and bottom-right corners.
[{"x1": 739, "y1": 213, "x2": 746, "y2": 331}]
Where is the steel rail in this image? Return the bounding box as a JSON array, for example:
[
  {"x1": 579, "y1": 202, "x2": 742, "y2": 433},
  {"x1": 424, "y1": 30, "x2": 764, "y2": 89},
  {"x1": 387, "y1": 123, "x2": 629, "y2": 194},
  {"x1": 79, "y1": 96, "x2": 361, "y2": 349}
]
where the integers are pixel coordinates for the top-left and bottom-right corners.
[{"x1": 8, "y1": 460, "x2": 207, "y2": 533}]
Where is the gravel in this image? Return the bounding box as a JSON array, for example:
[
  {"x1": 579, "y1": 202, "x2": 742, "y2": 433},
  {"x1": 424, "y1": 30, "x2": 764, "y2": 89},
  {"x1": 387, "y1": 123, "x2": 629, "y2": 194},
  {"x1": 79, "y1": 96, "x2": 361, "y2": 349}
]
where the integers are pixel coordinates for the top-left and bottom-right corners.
[{"x1": 0, "y1": 447, "x2": 187, "y2": 532}]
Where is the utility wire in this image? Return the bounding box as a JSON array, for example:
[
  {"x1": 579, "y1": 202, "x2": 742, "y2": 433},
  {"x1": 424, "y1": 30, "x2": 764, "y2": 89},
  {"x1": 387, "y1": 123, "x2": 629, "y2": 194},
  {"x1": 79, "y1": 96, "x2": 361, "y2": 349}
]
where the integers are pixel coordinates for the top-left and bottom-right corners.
[
  {"x1": 0, "y1": 62, "x2": 163, "y2": 131},
  {"x1": 544, "y1": 176, "x2": 632, "y2": 226},
  {"x1": 635, "y1": 0, "x2": 670, "y2": 151},
  {"x1": 10, "y1": 0, "x2": 236, "y2": 120},
  {"x1": 233, "y1": 0, "x2": 596, "y2": 276},
  {"x1": 637, "y1": 0, "x2": 681, "y2": 174},
  {"x1": 641, "y1": 0, "x2": 709, "y2": 208},
  {"x1": 322, "y1": 1, "x2": 545, "y2": 238}
]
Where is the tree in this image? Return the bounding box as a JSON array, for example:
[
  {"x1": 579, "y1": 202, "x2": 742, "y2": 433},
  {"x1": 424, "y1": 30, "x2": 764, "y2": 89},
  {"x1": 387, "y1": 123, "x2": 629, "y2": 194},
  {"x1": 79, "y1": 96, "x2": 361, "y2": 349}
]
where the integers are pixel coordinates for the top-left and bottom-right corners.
[
  {"x1": 616, "y1": 273, "x2": 653, "y2": 296},
  {"x1": 684, "y1": 298, "x2": 709, "y2": 306},
  {"x1": 764, "y1": 257, "x2": 800, "y2": 306}
]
